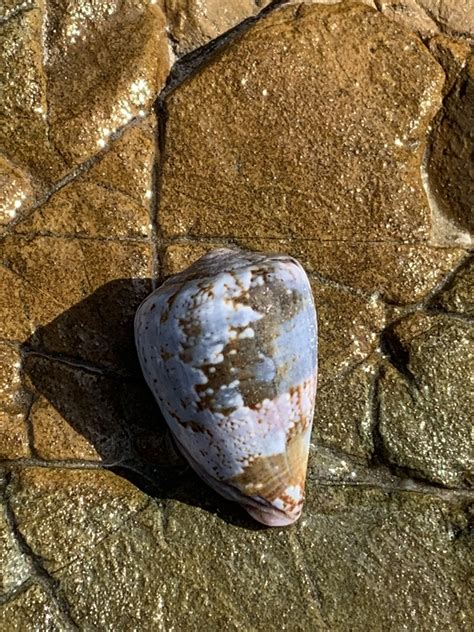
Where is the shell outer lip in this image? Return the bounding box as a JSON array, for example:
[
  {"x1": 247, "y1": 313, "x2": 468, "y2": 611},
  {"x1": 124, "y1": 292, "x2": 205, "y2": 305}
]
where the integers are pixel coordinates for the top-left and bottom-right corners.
[{"x1": 173, "y1": 433, "x2": 302, "y2": 527}]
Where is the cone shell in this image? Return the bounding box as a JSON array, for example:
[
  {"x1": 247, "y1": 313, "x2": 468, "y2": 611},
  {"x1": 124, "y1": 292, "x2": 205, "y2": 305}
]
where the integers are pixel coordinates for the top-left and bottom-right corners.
[{"x1": 135, "y1": 248, "x2": 318, "y2": 526}]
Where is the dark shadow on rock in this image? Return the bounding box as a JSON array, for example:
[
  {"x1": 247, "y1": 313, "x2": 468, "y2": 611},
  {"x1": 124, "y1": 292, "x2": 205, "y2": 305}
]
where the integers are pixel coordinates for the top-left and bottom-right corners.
[{"x1": 20, "y1": 278, "x2": 262, "y2": 530}]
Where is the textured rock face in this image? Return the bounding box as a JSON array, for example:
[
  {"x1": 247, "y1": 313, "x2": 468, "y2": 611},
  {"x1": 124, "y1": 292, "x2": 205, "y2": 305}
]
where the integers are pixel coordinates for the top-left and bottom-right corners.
[
  {"x1": 0, "y1": 0, "x2": 472, "y2": 629},
  {"x1": 160, "y1": 4, "x2": 444, "y2": 242}
]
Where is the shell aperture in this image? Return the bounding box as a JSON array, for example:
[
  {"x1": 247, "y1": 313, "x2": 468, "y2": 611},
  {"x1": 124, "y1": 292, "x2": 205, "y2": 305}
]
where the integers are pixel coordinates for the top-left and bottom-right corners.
[{"x1": 134, "y1": 248, "x2": 318, "y2": 526}]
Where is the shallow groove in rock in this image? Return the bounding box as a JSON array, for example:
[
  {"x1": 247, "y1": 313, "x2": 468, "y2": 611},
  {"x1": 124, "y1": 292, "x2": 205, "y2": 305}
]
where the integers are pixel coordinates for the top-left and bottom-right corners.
[
  {"x1": 20, "y1": 346, "x2": 140, "y2": 380},
  {"x1": 1, "y1": 114, "x2": 153, "y2": 239},
  {"x1": 0, "y1": 576, "x2": 34, "y2": 607},
  {"x1": 379, "y1": 326, "x2": 419, "y2": 392},
  {"x1": 9, "y1": 231, "x2": 149, "y2": 244},
  {"x1": 2, "y1": 473, "x2": 80, "y2": 630}
]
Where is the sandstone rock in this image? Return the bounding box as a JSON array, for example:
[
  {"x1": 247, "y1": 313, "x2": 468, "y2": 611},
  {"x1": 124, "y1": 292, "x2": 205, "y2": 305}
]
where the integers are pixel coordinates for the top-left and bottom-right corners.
[
  {"x1": 8, "y1": 466, "x2": 470, "y2": 630},
  {"x1": 427, "y1": 54, "x2": 474, "y2": 241},
  {"x1": 299, "y1": 486, "x2": 472, "y2": 631},
  {"x1": 9, "y1": 468, "x2": 149, "y2": 573},
  {"x1": 159, "y1": 4, "x2": 444, "y2": 243},
  {"x1": 45, "y1": 0, "x2": 169, "y2": 166},
  {"x1": 22, "y1": 354, "x2": 157, "y2": 463},
  {"x1": 376, "y1": 0, "x2": 474, "y2": 40},
  {"x1": 14, "y1": 119, "x2": 157, "y2": 239},
  {"x1": 0, "y1": 583, "x2": 66, "y2": 630},
  {"x1": 0, "y1": 0, "x2": 169, "y2": 220},
  {"x1": 0, "y1": 6, "x2": 67, "y2": 204},
  {"x1": 0, "y1": 502, "x2": 32, "y2": 595},
  {"x1": 379, "y1": 313, "x2": 473, "y2": 486},
  {"x1": 0, "y1": 0, "x2": 472, "y2": 627},
  {"x1": 3, "y1": 236, "x2": 151, "y2": 368},
  {"x1": 0, "y1": 157, "x2": 34, "y2": 229},
  {"x1": 0, "y1": 344, "x2": 30, "y2": 459},
  {"x1": 163, "y1": 0, "x2": 271, "y2": 56},
  {"x1": 430, "y1": 256, "x2": 473, "y2": 315}
]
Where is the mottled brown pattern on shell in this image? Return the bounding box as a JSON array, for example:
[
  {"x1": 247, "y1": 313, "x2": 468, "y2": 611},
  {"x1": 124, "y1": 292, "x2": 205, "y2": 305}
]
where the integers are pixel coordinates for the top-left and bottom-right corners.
[
  {"x1": 159, "y1": 257, "x2": 307, "y2": 416},
  {"x1": 229, "y1": 427, "x2": 309, "y2": 512},
  {"x1": 285, "y1": 376, "x2": 317, "y2": 445}
]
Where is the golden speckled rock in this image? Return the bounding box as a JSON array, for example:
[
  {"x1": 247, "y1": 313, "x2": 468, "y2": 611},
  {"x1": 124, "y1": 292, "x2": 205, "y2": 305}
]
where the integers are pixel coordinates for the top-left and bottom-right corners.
[
  {"x1": 159, "y1": 3, "x2": 445, "y2": 243},
  {"x1": 379, "y1": 312, "x2": 474, "y2": 486},
  {"x1": 427, "y1": 53, "x2": 474, "y2": 241},
  {"x1": 375, "y1": 0, "x2": 474, "y2": 40},
  {"x1": 45, "y1": 0, "x2": 170, "y2": 165},
  {"x1": 0, "y1": 0, "x2": 170, "y2": 224},
  {"x1": 13, "y1": 119, "x2": 156, "y2": 240},
  {"x1": 163, "y1": 0, "x2": 271, "y2": 56},
  {"x1": 0, "y1": 344, "x2": 30, "y2": 459}
]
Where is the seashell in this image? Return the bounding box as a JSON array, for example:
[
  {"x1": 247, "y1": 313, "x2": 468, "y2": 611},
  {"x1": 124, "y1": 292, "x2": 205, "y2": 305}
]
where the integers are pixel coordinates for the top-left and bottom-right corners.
[{"x1": 134, "y1": 248, "x2": 318, "y2": 526}]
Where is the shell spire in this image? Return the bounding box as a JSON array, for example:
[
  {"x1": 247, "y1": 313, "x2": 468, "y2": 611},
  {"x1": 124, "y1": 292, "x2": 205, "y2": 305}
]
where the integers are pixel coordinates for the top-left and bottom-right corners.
[{"x1": 135, "y1": 248, "x2": 318, "y2": 526}]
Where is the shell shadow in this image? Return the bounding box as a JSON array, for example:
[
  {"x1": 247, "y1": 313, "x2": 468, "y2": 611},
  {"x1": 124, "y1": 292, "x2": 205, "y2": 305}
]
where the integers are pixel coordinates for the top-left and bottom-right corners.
[{"x1": 20, "y1": 278, "x2": 263, "y2": 531}]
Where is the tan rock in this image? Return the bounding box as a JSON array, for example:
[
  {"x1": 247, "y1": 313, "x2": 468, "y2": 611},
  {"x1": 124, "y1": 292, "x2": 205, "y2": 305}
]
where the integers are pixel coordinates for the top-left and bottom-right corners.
[
  {"x1": 45, "y1": 0, "x2": 170, "y2": 167},
  {"x1": 0, "y1": 503, "x2": 32, "y2": 595},
  {"x1": 22, "y1": 354, "x2": 155, "y2": 462},
  {"x1": 251, "y1": 239, "x2": 465, "y2": 304},
  {"x1": 0, "y1": 157, "x2": 34, "y2": 229},
  {"x1": 159, "y1": 4, "x2": 444, "y2": 243},
  {"x1": 0, "y1": 0, "x2": 36, "y2": 23},
  {"x1": 376, "y1": 0, "x2": 474, "y2": 40},
  {"x1": 0, "y1": 266, "x2": 34, "y2": 341},
  {"x1": 0, "y1": 344, "x2": 30, "y2": 459},
  {"x1": 0, "y1": 583, "x2": 65, "y2": 630},
  {"x1": 14, "y1": 119, "x2": 157, "y2": 239},
  {"x1": 3, "y1": 236, "x2": 152, "y2": 368},
  {"x1": 379, "y1": 313, "x2": 473, "y2": 486},
  {"x1": 314, "y1": 357, "x2": 377, "y2": 459},
  {"x1": 52, "y1": 484, "x2": 471, "y2": 630},
  {"x1": 163, "y1": 0, "x2": 270, "y2": 56},
  {"x1": 30, "y1": 395, "x2": 101, "y2": 461},
  {"x1": 0, "y1": 0, "x2": 169, "y2": 219},
  {"x1": 0, "y1": 5, "x2": 67, "y2": 200},
  {"x1": 427, "y1": 54, "x2": 474, "y2": 241},
  {"x1": 430, "y1": 256, "x2": 473, "y2": 315},
  {"x1": 428, "y1": 35, "x2": 471, "y2": 95},
  {"x1": 9, "y1": 468, "x2": 149, "y2": 573},
  {"x1": 299, "y1": 487, "x2": 472, "y2": 631}
]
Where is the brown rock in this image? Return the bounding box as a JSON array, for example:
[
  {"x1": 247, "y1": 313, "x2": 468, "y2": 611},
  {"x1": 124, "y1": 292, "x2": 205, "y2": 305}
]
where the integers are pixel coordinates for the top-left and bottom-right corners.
[
  {"x1": 428, "y1": 35, "x2": 471, "y2": 95},
  {"x1": 379, "y1": 313, "x2": 473, "y2": 486},
  {"x1": 0, "y1": 6, "x2": 67, "y2": 201},
  {"x1": 9, "y1": 468, "x2": 149, "y2": 572},
  {"x1": 14, "y1": 119, "x2": 157, "y2": 239},
  {"x1": 23, "y1": 354, "x2": 157, "y2": 463},
  {"x1": 0, "y1": 157, "x2": 34, "y2": 229},
  {"x1": 159, "y1": 4, "x2": 444, "y2": 242},
  {"x1": 0, "y1": 344, "x2": 30, "y2": 459},
  {"x1": 26, "y1": 478, "x2": 469, "y2": 631},
  {"x1": 427, "y1": 54, "x2": 474, "y2": 240},
  {"x1": 29, "y1": 395, "x2": 101, "y2": 461},
  {"x1": 0, "y1": 583, "x2": 65, "y2": 630},
  {"x1": 0, "y1": 0, "x2": 169, "y2": 220},
  {"x1": 0, "y1": 503, "x2": 32, "y2": 595},
  {"x1": 45, "y1": 0, "x2": 170, "y2": 167},
  {"x1": 314, "y1": 358, "x2": 377, "y2": 459},
  {"x1": 430, "y1": 256, "x2": 473, "y2": 315},
  {"x1": 376, "y1": 0, "x2": 474, "y2": 40},
  {"x1": 0, "y1": 266, "x2": 34, "y2": 341},
  {"x1": 0, "y1": 0, "x2": 36, "y2": 23},
  {"x1": 163, "y1": 0, "x2": 270, "y2": 56},
  {"x1": 3, "y1": 236, "x2": 152, "y2": 368},
  {"x1": 298, "y1": 486, "x2": 472, "y2": 631}
]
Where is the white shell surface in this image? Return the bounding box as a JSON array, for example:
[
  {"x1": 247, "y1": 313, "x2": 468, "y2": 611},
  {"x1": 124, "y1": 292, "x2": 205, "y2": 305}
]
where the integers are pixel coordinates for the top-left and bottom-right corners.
[{"x1": 135, "y1": 248, "x2": 318, "y2": 526}]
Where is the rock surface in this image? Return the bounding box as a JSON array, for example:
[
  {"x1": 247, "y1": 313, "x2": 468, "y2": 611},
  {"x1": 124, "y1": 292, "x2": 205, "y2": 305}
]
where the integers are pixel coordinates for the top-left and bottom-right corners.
[{"x1": 0, "y1": 1, "x2": 472, "y2": 629}]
